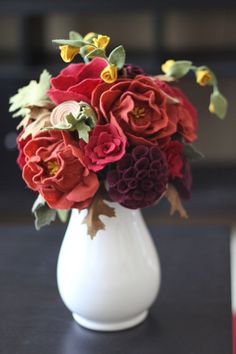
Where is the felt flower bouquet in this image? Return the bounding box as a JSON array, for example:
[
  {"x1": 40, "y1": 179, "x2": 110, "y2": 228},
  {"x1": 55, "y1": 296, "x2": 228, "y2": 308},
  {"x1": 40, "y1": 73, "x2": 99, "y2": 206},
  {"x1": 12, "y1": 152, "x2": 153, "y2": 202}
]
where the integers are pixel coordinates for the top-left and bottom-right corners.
[{"x1": 9, "y1": 31, "x2": 227, "y2": 237}]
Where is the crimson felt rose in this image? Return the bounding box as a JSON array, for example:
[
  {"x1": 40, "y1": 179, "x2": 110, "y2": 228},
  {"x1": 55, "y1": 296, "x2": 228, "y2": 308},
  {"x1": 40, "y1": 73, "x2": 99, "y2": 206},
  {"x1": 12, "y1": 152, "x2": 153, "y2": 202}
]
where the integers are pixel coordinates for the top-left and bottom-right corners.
[
  {"x1": 92, "y1": 75, "x2": 178, "y2": 147},
  {"x1": 80, "y1": 119, "x2": 127, "y2": 172},
  {"x1": 155, "y1": 80, "x2": 197, "y2": 143},
  {"x1": 164, "y1": 140, "x2": 184, "y2": 179},
  {"x1": 22, "y1": 130, "x2": 99, "y2": 209},
  {"x1": 47, "y1": 58, "x2": 107, "y2": 105}
]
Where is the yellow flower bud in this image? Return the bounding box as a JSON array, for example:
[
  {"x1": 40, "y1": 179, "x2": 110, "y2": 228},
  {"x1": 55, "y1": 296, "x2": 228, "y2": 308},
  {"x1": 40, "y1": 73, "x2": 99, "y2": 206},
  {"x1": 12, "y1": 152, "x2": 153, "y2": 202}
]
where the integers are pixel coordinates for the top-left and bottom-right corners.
[
  {"x1": 59, "y1": 45, "x2": 80, "y2": 63},
  {"x1": 196, "y1": 69, "x2": 213, "y2": 86},
  {"x1": 93, "y1": 35, "x2": 110, "y2": 50},
  {"x1": 209, "y1": 102, "x2": 215, "y2": 113},
  {"x1": 161, "y1": 60, "x2": 176, "y2": 74},
  {"x1": 101, "y1": 64, "x2": 118, "y2": 83}
]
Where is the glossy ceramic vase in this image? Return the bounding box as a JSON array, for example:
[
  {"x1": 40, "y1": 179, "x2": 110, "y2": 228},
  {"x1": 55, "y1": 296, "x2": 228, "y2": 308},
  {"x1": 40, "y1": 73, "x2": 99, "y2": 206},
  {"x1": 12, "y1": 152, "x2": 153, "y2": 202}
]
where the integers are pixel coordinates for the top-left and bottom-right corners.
[{"x1": 57, "y1": 203, "x2": 161, "y2": 331}]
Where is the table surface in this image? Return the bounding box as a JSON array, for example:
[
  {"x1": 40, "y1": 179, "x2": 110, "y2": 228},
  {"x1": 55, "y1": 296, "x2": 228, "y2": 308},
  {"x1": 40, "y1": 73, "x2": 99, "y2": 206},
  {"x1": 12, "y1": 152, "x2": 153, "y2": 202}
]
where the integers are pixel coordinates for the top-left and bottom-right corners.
[{"x1": 0, "y1": 222, "x2": 232, "y2": 354}]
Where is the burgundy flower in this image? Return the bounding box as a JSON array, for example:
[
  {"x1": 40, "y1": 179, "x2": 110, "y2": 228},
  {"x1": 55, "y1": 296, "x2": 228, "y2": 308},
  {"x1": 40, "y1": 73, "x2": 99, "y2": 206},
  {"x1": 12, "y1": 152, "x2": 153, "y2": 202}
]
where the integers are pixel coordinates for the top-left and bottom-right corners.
[
  {"x1": 47, "y1": 57, "x2": 107, "y2": 105},
  {"x1": 164, "y1": 140, "x2": 184, "y2": 179},
  {"x1": 106, "y1": 145, "x2": 168, "y2": 209},
  {"x1": 120, "y1": 64, "x2": 145, "y2": 79},
  {"x1": 172, "y1": 160, "x2": 192, "y2": 200},
  {"x1": 80, "y1": 120, "x2": 127, "y2": 172}
]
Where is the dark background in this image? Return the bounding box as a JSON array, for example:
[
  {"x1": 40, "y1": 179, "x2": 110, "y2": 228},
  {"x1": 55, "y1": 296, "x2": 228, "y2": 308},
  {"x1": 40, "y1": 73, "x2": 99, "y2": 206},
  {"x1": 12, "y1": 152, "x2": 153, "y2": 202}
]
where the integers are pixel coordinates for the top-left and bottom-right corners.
[{"x1": 1, "y1": 0, "x2": 236, "y2": 221}]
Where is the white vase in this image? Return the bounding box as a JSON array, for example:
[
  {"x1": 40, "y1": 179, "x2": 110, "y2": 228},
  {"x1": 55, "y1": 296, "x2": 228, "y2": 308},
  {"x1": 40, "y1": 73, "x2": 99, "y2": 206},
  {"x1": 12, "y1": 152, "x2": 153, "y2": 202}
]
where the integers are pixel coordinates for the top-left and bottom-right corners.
[{"x1": 57, "y1": 203, "x2": 161, "y2": 331}]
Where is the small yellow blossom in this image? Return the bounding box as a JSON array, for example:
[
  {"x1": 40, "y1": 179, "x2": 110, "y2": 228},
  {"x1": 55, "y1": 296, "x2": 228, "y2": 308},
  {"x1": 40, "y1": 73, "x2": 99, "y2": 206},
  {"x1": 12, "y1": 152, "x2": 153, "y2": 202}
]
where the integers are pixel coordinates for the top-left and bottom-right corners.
[
  {"x1": 59, "y1": 45, "x2": 80, "y2": 63},
  {"x1": 101, "y1": 64, "x2": 118, "y2": 83},
  {"x1": 161, "y1": 59, "x2": 175, "y2": 74},
  {"x1": 209, "y1": 102, "x2": 215, "y2": 114},
  {"x1": 196, "y1": 69, "x2": 213, "y2": 86},
  {"x1": 93, "y1": 35, "x2": 110, "y2": 50}
]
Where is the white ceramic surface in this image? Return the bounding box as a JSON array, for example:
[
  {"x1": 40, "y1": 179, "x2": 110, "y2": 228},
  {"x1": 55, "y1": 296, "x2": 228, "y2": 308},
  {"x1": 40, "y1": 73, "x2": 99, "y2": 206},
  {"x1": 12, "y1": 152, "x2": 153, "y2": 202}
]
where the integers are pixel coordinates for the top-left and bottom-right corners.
[{"x1": 57, "y1": 203, "x2": 161, "y2": 331}]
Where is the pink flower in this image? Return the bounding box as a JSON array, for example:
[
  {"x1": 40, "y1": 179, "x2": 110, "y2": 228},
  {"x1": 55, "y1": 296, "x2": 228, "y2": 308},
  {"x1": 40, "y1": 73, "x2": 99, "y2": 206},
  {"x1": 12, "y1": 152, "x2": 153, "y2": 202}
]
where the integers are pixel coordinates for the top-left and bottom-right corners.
[
  {"x1": 47, "y1": 58, "x2": 107, "y2": 105},
  {"x1": 22, "y1": 131, "x2": 99, "y2": 210},
  {"x1": 80, "y1": 119, "x2": 127, "y2": 172}
]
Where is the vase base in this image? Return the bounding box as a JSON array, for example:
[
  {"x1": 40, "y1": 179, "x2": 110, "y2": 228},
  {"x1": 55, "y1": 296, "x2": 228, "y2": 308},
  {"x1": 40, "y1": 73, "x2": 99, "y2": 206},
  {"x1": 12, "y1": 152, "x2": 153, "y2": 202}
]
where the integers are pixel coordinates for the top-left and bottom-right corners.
[{"x1": 72, "y1": 310, "x2": 148, "y2": 331}]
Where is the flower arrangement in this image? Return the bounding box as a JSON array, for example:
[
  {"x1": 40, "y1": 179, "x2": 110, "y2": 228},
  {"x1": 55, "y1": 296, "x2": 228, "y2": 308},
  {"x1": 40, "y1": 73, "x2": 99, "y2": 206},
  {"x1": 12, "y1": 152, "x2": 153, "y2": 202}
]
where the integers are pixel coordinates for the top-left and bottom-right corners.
[{"x1": 9, "y1": 31, "x2": 227, "y2": 237}]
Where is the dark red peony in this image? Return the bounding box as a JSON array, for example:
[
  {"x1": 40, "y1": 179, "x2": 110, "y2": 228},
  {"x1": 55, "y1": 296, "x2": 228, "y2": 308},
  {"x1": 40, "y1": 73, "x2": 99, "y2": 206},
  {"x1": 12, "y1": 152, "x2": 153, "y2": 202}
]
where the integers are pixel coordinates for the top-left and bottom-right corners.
[
  {"x1": 22, "y1": 131, "x2": 99, "y2": 209},
  {"x1": 106, "y1": 145, "x2": 168, "y2": 209},
  {"x1": 80, "y1": 119, "x2": 127, "y2": 172},
  {"x1": 155, "y1": 80, "x2": 197, "y2": 143},
  {"x1": 47, "y1": 57, "x2": 107, "y2": 105},
  {"x1": 164, "y1": 140, "x2": 184, "y2": 179},
  {"x1": 16, "y1": 132, "x2": 31, "y2": 169},
  {"x1": 92, "y1": 75, "x2": 178, "y2": 147}
]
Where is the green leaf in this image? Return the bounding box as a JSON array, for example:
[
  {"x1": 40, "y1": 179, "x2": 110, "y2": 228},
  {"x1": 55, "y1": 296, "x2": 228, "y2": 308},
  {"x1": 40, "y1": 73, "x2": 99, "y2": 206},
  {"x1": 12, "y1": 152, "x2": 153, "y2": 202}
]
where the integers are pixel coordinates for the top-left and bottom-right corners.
[
  {"x1": 76, "y1": 121, "x2": 91, "y2": 143},
  {"x1": 57, "y1": 209, "x2": 70, "y2": 223},
  {"x1": 32, "y1": 195, "x2": 57, "y2": 230},
  {"x1": 167, "y1": 60, "x2": 192, "y2": 79},
  {"x1": 108, "y1": 45, "x2": 126, "y2": 69},
  {"x1": 52, "y1": 39, "x2": 86, "y2": 47},
  {"x1": 69, "y1": 31, "x2": 83, "y2": 41},
  {"x1": 183, "y1": 144, "x2": 204, "y2": 161},
  {"x1": 9, "y1": 70, "x2": 51, "y2": 118},
  {"x1": 209, "y1": 90, "x2": 228, "y2": 119},
  {"x1": 86, "y1": 48, "x2": 106, "y2": 59}
]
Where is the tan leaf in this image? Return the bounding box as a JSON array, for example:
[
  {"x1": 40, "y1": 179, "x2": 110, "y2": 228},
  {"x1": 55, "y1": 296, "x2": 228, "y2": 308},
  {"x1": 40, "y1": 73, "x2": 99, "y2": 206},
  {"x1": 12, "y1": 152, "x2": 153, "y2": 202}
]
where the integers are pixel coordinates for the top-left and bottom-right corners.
[
  {"x1": 165, "y1": 184, "x2": 188, "y2": 219},
  {"x1": 20, "y1": 111, "x2": 52, "y2": 140},
  {"x1": 17, "y1": 101, "x2": 55, "y2": 130},
  {"x1": 153, "y1": 74, "x2": 176, "y2": 82},
  {"x1": 82, "y1": 191, "x2": 116, "y2": 239}
]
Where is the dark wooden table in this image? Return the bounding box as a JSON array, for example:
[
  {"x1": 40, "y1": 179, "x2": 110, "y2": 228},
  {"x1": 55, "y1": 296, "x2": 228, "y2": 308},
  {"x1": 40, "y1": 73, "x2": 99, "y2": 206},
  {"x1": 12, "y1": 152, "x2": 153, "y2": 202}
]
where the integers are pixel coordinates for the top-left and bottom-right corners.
[{"x1": 0, "y1": 222, "x2": 232, "y2": 354}]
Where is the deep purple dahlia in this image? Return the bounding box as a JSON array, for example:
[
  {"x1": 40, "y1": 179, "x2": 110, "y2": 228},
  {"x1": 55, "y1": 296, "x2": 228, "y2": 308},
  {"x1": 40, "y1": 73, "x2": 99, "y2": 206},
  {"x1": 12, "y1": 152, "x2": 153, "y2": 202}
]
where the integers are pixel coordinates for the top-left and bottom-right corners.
[
  {"x1": 120, "y1": 64, "x2": 145, "y2": 79},
  {"x1": 106, "y1": 145, "x2": 168, "y2": 209}
]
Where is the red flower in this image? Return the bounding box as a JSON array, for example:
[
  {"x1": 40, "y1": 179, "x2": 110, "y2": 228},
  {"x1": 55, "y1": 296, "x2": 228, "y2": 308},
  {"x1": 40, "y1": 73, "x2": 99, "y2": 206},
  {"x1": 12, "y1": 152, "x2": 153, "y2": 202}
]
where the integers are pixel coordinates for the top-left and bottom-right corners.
[
  {"x1": 92, "y1": 75, "x2": 178, "y2": 147},
  {"x1": 156, "y1": 80, "x2": 197, "y2": 143},
  {"x1": 16, "y1": 132, "x2": 31, "y2": 169},
  {"x1": 22, "y1": 131, "x2": 99, "y2": 210},
  {"x1": 164, "y1": 140, "x2": 184, "y2": 179},
  {"x1": 80, "y1": 119, "x2": 127, "y2": 172},
  {"x1": 47, "y1": 58, "x2": 107, "y2": 105},
  {"x1": 173, "y1": 160, "x2": 192, "y2": 200}
]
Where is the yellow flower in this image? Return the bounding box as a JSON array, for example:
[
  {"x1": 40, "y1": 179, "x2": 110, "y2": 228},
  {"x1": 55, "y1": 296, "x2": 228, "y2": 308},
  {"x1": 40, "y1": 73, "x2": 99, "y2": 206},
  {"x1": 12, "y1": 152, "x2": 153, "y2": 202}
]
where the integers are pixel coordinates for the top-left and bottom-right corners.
[
  {"x1": 101, "y1": 64, "x2": 118, "y2": 83},
  {"x1": 161, "y1": 59, "x2": 175, "y2": 74},
  {"x1": 196, "y1": 69, "x2": 213, "y2": 86},
  {"x1": 93, "y1": 35, "x2": 110, "y2": 50},
  {"x1": 59, "y1": 45, "x2": 80, "y2": 63},
  {"x1": 209, "y1": 102, "x2": 215, "y2": 113}
]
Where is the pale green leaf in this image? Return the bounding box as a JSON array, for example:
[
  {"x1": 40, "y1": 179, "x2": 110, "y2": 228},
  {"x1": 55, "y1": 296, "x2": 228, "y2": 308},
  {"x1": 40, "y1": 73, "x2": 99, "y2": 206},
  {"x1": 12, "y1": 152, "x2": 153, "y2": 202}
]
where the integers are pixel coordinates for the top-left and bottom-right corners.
[
  {"x1": 167, "y1": 60, "x2": 192, "y2": 79},
  {"x1": 69, "y1": 31, "x2": 83, "y2": 40},
  {"x1": 86, "y1": 48, "x2": 106, "y2": 59},
  {"x1": 108, "y1": 45, "x2": 126, "y2": 69},
  {"x1": 52, "y1": 39, "x2": 86, "y2": 47},
  {"x1": 209, "y1": 91, "x2": 228, "y2": 119},
  {"x1": 57, "y1": 209, "x2": 70, "y2": 223},
  {"x1": 32, "y1": 194, "x2": 57, "y2": 230},
  {"x1": 9, "y1": 70, "x2": 51, "y2": 117}
]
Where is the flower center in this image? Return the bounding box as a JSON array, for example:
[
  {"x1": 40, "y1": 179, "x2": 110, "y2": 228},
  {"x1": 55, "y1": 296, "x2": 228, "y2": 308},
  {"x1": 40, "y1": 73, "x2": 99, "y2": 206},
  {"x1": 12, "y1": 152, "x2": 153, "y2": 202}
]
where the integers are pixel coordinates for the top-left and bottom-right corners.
[
  {"x1": 132, "y1": 107, "x2": 145, "y2": 119},
  {"x1": 47, "y1": 160, "x2": 60, "y2": 176}
]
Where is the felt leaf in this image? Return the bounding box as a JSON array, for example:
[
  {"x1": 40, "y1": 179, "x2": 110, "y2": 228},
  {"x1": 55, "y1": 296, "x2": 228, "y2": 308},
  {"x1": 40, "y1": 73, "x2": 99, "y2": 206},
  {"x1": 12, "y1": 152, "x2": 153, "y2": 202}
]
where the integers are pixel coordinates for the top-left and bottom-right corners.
[
  {"x1": 108, "y1": 45, "x2": 126, "y2": 69},
  {"x1": 57, "y1": 209, "x2": 70, "y2": 223},
  {"x1": 165, "y1": 184, "x2": 188, "y2": 219},
  {"x1": 86, "y1": 48, "x2": 106, "y2": 59},
  {"x1": 82, "y1": 192, "x2": 116, "y2": 238},
  {"x1": 32, "y1": 195, "x2": 57, "y2": 230},
  {"x1": 52, "y1": 39, "x2": 86, "y2": 47},
  {"x1": 184, "y1": 144, "x2": 204, "y2": 161},
  {"x1": 154, "y1": 74, "x2": 176, "y2": 82},
  {"x1": 209, "y1": 90, "x2": 228, "y2": 119},
  {"x1": 9, "y1": 70, "x2": 51, "y2": 117},
  {"x1": 69, "y1": 31, "x2": 83, "y2": 41},
  {"x1": 167, "y1": 60, "x2": 192, "y2": 79}
]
